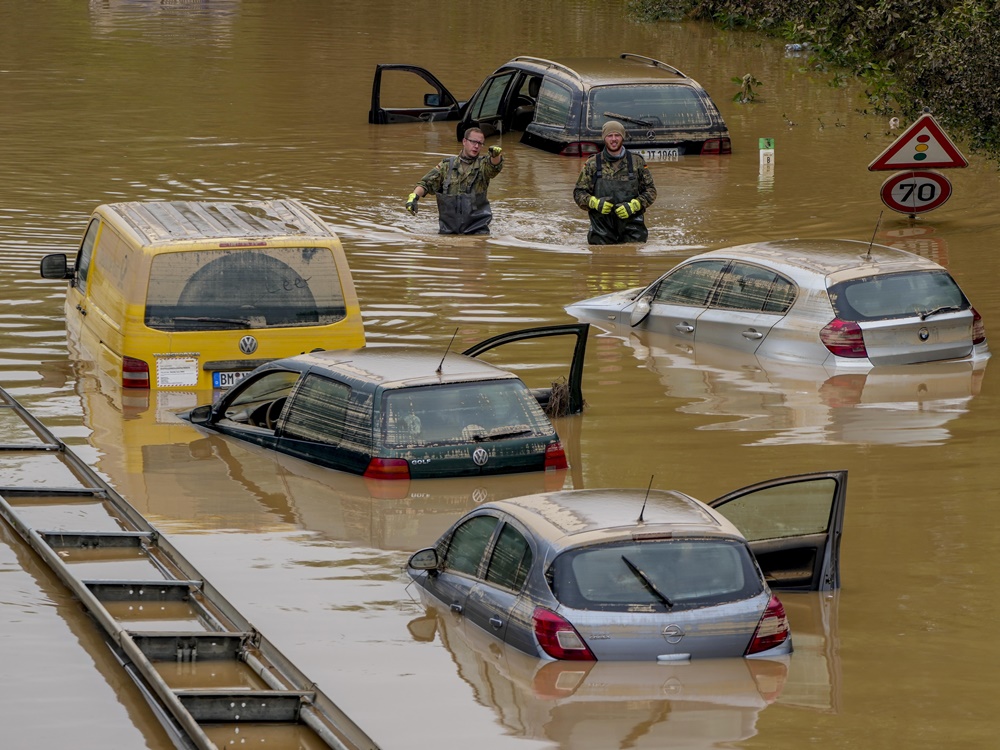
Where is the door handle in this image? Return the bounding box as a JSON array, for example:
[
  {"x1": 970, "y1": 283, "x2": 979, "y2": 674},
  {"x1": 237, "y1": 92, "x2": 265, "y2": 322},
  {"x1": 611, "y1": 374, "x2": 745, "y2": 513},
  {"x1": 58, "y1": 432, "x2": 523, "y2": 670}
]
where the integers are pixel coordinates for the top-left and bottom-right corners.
[
  {"x1": 450, "y1": 603, "x2": 463, "y2": 614},
  {"x1": 674, "y1": 323, "x2": 694, "y2": 333},
  {"x1": 741, "y1": 329, "x2": 764, "y2": 340},
  {"x1": 489, "y1": 616, "x2": 503, "y2": 630}
]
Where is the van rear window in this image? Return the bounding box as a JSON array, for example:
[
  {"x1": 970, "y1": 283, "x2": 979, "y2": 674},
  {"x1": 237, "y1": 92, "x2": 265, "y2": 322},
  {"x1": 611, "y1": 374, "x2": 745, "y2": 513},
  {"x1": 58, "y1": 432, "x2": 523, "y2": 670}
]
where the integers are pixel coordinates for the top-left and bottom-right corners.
[{"x1": 144, "y1": 247, "x2": 347, "y2": 331}]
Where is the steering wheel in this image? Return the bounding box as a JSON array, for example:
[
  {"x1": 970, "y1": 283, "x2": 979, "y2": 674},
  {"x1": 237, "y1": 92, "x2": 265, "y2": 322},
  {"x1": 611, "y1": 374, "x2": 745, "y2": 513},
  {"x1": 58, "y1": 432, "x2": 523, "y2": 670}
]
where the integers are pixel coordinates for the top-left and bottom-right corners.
[{"x1": 264, "y1": 398, "x2": 286, "y2": 430}]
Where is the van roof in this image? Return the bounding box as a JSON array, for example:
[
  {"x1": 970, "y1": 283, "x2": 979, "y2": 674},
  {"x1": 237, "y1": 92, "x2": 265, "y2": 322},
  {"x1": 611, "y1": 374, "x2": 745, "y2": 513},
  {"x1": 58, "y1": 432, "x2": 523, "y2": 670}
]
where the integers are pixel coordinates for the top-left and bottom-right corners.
[{"x1": 99, "y1": 199, "x2": 336, "y2": 246}]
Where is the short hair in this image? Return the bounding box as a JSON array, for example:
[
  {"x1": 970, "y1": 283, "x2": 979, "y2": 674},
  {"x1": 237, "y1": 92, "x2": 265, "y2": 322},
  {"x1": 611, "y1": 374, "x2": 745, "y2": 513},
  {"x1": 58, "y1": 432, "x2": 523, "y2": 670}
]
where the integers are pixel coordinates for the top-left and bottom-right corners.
[{"x1": 464, "y1": 127, "x2": 485, "y2": 140}]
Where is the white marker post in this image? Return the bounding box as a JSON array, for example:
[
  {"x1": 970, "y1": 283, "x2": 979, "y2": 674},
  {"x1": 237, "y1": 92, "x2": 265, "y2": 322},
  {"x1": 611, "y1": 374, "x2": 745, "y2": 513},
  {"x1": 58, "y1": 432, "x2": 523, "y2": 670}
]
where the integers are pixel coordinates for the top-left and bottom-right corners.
[{"x1": 758, "y1": 137, "x2": 775, "y2": 190}]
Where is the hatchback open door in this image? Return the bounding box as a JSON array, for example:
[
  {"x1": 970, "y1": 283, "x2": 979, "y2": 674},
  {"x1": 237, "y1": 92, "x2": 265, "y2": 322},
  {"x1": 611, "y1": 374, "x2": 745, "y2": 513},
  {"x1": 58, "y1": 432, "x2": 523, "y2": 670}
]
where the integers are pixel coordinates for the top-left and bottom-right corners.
[
  {"x1": 369, "y1": 64, "x2": 462, "y2": 124},
  {"x1": 709, "y1": 470, "x2": 847, "y2": 591}
]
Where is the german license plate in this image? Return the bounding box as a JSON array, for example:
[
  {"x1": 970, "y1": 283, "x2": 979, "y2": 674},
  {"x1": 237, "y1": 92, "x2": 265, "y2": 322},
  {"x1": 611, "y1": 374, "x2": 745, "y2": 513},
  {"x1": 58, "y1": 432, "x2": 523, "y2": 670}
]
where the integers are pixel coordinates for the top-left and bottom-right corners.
[
  {"x1": 212, "y1": 370, "x2": 249, "y2": 389},
  {"x1": 637, "y1": 148, "x2": 680, "y2": 161}
]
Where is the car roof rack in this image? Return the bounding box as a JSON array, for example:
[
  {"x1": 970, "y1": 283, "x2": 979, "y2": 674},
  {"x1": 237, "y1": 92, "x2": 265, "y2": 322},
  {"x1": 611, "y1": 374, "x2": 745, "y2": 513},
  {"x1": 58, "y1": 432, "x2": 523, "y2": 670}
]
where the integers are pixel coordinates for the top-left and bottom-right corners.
[
  {"x1": 509, "y1": 56, "x2": 583, "y2": 82},
  {"x1": 620, "y1": 53, "x2": 688, "y2": 79}
]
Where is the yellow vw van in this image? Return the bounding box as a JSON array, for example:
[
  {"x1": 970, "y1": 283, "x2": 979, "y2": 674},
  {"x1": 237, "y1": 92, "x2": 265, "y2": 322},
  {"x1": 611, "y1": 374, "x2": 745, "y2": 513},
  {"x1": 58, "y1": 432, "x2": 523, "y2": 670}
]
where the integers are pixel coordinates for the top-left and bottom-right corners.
[{"x1": 40, "y1": 199, "x2": 365, "y2": 390}]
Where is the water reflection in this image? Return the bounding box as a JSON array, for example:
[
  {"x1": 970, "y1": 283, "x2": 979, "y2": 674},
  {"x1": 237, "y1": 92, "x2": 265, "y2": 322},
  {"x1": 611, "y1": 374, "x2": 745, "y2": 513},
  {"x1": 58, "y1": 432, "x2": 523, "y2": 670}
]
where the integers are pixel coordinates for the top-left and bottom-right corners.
[
  {"x1": 581, "y1": 326, "x2": 985, "y2": 447},
  {"x1": 405, "y1": 591, "x2": 840, "y2": 747}
]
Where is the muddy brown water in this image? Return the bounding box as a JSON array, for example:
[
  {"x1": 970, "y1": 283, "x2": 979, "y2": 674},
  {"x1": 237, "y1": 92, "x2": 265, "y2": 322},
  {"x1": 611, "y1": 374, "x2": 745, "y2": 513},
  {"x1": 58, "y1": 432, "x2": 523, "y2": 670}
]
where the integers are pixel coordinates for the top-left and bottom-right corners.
[{"x1": 2, "y1": 1, "x2": 1000, "y2": 748}]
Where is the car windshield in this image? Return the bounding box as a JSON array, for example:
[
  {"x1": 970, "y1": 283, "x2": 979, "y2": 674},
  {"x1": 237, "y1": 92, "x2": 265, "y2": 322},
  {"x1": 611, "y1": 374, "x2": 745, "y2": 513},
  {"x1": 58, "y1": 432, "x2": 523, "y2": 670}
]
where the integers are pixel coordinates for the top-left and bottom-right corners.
[
  {"x1": 381, "y1": 380, "x2": 553, "y2": 448},
  {"x1": 588, "y1": 84, "x2": 712, "y2": 131},
  {"x1": 144, "y1": 247, "x2": 347, "y2": 331},
  {"x1": 549, "y1": 538, "x2": 763, "y2": 612},
  {"x1": 828, "y1": 270, "x2": 969, "y2": 322}
]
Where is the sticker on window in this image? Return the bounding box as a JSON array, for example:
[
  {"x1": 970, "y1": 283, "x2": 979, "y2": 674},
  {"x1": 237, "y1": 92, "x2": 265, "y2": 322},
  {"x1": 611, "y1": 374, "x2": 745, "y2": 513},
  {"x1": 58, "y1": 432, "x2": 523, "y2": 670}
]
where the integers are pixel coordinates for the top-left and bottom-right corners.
[{"x1": 155, "y1": 356, "x2": 199, "y2": 387}]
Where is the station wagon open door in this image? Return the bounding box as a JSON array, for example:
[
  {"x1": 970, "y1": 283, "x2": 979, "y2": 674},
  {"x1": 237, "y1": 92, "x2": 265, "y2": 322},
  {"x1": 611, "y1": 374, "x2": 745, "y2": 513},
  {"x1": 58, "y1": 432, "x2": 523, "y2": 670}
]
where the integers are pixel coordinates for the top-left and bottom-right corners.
[
  {"x1": 369, "y1": 64, "x2": 462, "y2": 124},
  {"x1": 709, "y1": 470, "x2": 847, "y2": 591}
]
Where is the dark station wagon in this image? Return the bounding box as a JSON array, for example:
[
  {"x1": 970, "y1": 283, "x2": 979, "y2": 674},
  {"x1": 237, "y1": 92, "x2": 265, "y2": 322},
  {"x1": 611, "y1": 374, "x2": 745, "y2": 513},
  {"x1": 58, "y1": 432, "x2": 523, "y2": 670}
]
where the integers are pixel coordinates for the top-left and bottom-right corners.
[
  {"x1": 182, "y1": 324, "x2": 589, "y2": 481},
  {"x1": 370, "y1": 53, "x2": 731, "y2": 158}
]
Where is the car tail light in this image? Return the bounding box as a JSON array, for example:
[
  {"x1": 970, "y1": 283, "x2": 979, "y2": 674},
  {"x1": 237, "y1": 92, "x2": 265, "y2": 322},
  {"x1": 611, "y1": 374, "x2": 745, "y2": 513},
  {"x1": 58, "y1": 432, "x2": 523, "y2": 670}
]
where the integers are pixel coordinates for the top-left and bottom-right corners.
[
  {"x1": 972, "y1": 306, "x2": 986, "y2": 344},
  {"x1": 700, "y1": 137, "x2": 732, "y2": 155},
  {"x1": 122, "y1": 356, "x2": 150, "y2": 389},
  {"x1": 820, "y1": 318, "x2": 868, "y2": 358},
  {"x1": 363, "y1": 458, "x2": 410, "y2": 480},
  {"x1": 560, "y1": 142, "x2": 601, "y2": 157},
  {"x1": 532, "y1": 607, "x2": 596, "y2": 661},
  {"x1": 745, "y1": 595, "x2": 790, "y2": 656},
  {"x1": 544, "y1": 441, "x2": 568, "y2": 471}
]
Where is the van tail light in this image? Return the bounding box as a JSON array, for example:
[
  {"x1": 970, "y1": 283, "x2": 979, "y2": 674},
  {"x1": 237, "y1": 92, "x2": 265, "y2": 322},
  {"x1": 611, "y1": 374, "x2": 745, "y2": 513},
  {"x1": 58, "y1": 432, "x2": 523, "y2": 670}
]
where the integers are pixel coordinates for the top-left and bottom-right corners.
[
  {"x1": 560, "y1": 142, "x2": 601, "y2": 157},
  {"x1": 820, "y1": 318, "x2": 868, "y2": 358},
  {"x1": 700, "y1": 137, "x2": 732, "y2": 155},
  {"x1": 745, "y1": 595, "x2": 790, "y2": 656},
  {"x1": 972, "y1": 307, "x2": 987, "y2": 345},
  {"x1": 122, "y1": 356, "x2": 150, "y2": 389},
  {"x1": 363, "y1": 458, "x2": 410, "y2": 480},
  {"x1": 544, "y1": 441, "x2": 568, "y2": 471},
  {"x1": 532, "y1": 607, "x2": 596, "y2": 661}
]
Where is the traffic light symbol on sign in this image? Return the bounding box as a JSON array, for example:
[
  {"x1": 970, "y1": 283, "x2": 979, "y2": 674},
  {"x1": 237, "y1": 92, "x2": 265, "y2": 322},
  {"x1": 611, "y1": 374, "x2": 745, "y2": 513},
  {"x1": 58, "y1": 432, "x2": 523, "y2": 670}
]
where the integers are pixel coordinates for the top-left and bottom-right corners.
[{"x1": 868, "y1": 114, "x2": 968, "y2": 171}]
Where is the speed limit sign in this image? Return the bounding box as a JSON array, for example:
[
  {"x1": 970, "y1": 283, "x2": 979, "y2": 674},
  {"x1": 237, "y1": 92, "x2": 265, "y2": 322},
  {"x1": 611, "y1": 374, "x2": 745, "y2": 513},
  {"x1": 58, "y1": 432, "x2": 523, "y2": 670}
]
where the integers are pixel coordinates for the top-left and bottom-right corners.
[{"x1": 880, "y1": 170, "x2": 952, "y2": 215}]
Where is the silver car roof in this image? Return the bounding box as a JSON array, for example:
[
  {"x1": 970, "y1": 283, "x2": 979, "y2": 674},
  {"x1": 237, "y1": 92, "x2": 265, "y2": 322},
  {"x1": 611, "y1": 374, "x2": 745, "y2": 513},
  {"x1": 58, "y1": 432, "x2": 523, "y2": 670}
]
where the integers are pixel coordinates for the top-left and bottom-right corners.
[{"x1": 487, "y1": 489, "x2": 746, "y2": 555}]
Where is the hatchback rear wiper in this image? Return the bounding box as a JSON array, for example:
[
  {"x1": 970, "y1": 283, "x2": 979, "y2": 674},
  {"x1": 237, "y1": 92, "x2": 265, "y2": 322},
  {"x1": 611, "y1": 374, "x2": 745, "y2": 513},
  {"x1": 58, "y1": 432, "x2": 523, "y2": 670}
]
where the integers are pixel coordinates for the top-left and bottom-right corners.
[
  {"x1": 173, "y1": 316, "x2": 252, "y2": 329},
  {"x1": 621, "y1": 555, "x2": 673, "y2": 609},
  {"x1": 919, "y1": 305, "x2": 963, "y2": 320},
  {"x1": 602, "y1": 111, "x2": 653, "y2": 128},
  {"x1": 473, "y1": 428, "x2": 533, "y2": 442}
]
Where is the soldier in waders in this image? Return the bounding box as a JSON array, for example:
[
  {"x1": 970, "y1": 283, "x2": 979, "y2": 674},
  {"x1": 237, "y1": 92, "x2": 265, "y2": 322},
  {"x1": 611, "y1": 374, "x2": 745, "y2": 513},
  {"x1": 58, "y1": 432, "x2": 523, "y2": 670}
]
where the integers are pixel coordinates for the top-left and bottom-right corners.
[
  {"x1": 405, "y1": 127, "x2": 504, "y2": 235},
  {"x1": 573, "y1": 120, "x2": 657, "y2": 245}
]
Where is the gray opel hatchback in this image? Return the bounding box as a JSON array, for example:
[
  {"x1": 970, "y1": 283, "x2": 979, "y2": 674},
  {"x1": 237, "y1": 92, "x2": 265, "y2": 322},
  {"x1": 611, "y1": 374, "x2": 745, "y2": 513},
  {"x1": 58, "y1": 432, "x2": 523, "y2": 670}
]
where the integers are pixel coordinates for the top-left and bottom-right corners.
[{"x1": 407, "y1": 471, "x2": 846, "y2": 661}]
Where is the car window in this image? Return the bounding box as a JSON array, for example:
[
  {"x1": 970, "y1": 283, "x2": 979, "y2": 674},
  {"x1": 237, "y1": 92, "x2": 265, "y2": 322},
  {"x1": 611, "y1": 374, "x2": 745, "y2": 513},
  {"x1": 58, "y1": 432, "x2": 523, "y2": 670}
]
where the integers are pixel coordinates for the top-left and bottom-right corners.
[
  {"x1": 75, "y1": 218, "x2": 100, "y2": 294},
  {"x1": 223, "y1": 370, "x2": 300, "y2": 417},
  {"x1": 713, "y1": 262, "x2": 796, "y2": 313},
  {"x1": 144, "y1": 247, "x2": 347, "y2": 332},
  {"x1": 442, "y1": 515, "x2": 499, "y2": 578},
  {"x1": 281, "y1": 374, "x2": 353, "y2": 446},
  {"x1": 550, "y1": 539, "x2": 763, "y2": 612},
  {"x1": 381, "y1": 380, "x2": 553, "y2": 448},
  {"x1": 466, "y1": 71, "x2": 516, "y2": 121},
  {"x1": 653, "y1": 260, "x2": 727, "y2": 306},
  {"x1": 588, "y1": 84, "x2": 712, "y2": 130},
  {"x1": 534, "y1": 78, "x2": 574, "y2": 127},
  {"x1": 484, "y1": 523, "x2": 533, "y2": 592},
  {"x1": 712, "y1": 477, "x2": 838, "y2": 542},
  {"x1": 828, "y1": 270, "x2": 968, "y2": 321}
]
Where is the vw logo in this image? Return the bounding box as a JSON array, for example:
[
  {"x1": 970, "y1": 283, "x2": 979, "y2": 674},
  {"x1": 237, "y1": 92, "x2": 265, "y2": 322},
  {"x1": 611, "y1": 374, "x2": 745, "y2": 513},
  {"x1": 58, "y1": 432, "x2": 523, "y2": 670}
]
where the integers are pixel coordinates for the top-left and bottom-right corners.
[
  {"x1": 239, "y1": 335, "x2": 259, "y2": 355},
  {"x1": 472, "y1": 447, "x2": 489, "y2": 466},
  {"x1": 918, "y1": 327, "x2": 930, "y2": 342},
  {"x1": 661, "y1": 624, "x2": 684, "y2": 644}
]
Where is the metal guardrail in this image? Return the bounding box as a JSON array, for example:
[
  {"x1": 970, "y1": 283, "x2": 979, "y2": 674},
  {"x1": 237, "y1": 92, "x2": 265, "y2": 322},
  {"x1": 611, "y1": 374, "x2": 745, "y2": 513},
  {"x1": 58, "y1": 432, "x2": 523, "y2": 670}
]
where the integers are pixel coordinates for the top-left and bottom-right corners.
[{"x1": 0, "y1": 385, "x2": 379, "y2": 750}]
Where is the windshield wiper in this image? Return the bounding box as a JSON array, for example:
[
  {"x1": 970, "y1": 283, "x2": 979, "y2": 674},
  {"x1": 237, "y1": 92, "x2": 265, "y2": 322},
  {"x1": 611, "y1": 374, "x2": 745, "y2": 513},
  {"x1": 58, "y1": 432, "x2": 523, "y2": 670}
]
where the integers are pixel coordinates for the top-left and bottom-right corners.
[
  {"x1": 919, "y1": 305, "x2": 963, "y2": 320},
  {"x1": 602, "y1": 111, "x2": 652, "y2": 128},
  {"x1": 474, "y1": 428, "x2": 533, "y2": 442},
  {"x1": 173, "y1": 316, "x2": 252, "y2": 329},
  {"x1": 621, "y1": 555, "x2": 673, "y2": 609}
]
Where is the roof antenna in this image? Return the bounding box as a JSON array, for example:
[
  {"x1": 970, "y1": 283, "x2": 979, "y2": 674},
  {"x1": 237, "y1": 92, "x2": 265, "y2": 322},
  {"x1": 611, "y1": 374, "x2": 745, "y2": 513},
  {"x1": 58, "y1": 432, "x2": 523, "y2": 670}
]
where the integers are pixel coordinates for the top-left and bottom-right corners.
[
  {"x1": 637, "y1": 475, "x2": 654, "y2": 524},
  {"x1": 864, "y1": 211, "x2": 883, "y2": 262},
  {"x1": 437, "y1": 328, "x2": 459, "y2": 374}
]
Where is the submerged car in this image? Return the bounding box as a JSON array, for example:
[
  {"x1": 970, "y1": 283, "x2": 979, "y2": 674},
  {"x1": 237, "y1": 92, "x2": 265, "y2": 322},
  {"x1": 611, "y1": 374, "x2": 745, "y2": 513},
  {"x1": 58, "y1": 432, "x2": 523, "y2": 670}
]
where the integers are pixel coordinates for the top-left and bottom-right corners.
[
  {"x1": 566, "y1": 239, "x2": 989, "y2": 369},
  {"x1": 407, "y1": 470, "x2": 846, "y2": 661},
  {"x1": 182, "y1": 324, "x2": 588, "y2": 480},
  {"x1": 370, "y1": 53, "x2": 731, "y2": 158}
]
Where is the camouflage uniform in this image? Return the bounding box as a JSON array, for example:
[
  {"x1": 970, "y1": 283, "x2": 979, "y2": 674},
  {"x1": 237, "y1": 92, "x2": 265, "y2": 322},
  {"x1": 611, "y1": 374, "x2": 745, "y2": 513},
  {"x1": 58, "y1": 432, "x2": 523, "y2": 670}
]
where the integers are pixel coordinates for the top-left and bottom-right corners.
[
  {"x1": 418, "y1": 154, "x2": 504, "y2": 235},
  {"x1": 574, "y1": 149, "x2": 656, "y2": 244}
]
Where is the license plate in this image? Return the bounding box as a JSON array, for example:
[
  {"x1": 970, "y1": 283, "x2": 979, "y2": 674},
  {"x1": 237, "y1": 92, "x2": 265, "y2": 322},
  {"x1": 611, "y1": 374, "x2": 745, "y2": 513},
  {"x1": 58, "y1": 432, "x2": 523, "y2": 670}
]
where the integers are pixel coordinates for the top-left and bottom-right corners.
[
  {"x1": 213, "y1": 370, "x2": 249, "y2": 389},
  {"x1": 637, "y1": 148, "x2": 680, "y2": 161}
]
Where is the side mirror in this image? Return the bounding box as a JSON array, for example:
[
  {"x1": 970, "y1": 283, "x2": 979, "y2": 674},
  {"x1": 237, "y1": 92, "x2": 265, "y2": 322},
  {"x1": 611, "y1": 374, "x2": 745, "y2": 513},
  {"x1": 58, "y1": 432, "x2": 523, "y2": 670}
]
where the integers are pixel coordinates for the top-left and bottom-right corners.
[
  {"x1": 424, "y1": 93, "x2": 441, "y2": 107},
  {"x1": 407, "y1": 548, "x2": 440, "y2": 571},
  {"x1": 40, "y1": 253, "x2": 72, "y2": 280},
  {"x1": 186, "y1": 404, "x2": 213, "y2": 425},
  {"x1": 629, "y1": 295, "x2": 653, "y2": 327}
]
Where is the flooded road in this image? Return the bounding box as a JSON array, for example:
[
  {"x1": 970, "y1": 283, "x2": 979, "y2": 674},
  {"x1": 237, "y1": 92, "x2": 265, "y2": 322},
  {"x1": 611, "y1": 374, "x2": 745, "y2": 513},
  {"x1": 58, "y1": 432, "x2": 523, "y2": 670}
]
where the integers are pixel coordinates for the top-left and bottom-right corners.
[{"x1": 2, "y1": 1, "x2": 1000, "y2": 748}]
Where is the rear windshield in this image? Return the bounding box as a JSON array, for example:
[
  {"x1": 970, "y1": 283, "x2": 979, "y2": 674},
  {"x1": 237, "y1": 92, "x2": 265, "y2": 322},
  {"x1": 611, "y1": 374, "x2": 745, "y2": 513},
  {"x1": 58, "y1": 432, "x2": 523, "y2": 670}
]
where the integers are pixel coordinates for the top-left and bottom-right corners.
[
  {"x1": 828, "y1": 270, "x2": 968, "y2": 322},
  {"x1": 588, "y1": 84, "x2": 712, "y2": 131},
  {"x1": 549, "y1": 538, "x2": 763, "y2": 612},
  {"x1": 144, "y1": 247, "x2": 347, "y2": 331},
  {"x1": 381, "y1": 380, "x2": 554, "y2": 448}
]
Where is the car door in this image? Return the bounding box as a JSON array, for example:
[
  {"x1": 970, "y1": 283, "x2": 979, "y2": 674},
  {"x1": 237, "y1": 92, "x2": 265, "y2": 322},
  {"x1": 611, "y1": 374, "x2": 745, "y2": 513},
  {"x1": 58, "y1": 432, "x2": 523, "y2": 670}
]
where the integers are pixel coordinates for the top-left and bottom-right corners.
[
  {"x1": 632, "y1": 259, "x2": 727, "y2": 339},
  {"x1": 709, "y1": 470, "x2": 847, "y2": 591},
  {"x1": 420, "y1": 513, "x2": 501, "y2": 618},
  {"x1": 368, "y1": 64, "x2": 462, "y2": 124},
  {"x1": 464, "y1": 518, "x2": 534, "y2": 644},
  {"x1": 694, "y1": 261, "x2": 796, "y2": 354},
  {"x1": 461, "y1": 70, "x2": 518, "y2": 137}
]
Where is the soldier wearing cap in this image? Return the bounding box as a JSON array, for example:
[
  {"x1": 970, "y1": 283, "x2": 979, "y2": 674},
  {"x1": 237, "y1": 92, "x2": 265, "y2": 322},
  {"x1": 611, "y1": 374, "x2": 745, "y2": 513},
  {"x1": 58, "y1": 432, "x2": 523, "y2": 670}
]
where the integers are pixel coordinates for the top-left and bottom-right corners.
[{"x1": 574, "y1": 120, "x2": 657, "y2": 244}]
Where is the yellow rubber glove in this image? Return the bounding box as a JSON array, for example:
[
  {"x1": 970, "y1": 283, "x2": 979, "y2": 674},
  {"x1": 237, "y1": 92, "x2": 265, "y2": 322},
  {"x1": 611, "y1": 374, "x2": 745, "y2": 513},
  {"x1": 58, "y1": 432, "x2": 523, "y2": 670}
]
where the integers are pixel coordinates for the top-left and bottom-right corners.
[
  {"x1": 615, "y1": 198, "x2": 642, "y2": 219},
  {"x1": 405, "y1": 192, "x2": 420, "y2": 215},
  {"x1": 488, "y1": 145, "x2": 503, "y2": 159},
  {"x1": 587, "y1": 195, "x2": 613, "y2": 215}
]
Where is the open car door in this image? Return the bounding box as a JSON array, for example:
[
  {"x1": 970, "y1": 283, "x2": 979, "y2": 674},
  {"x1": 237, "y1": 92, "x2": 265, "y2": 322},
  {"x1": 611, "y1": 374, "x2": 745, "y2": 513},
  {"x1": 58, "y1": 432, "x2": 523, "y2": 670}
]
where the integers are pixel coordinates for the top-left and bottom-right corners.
[
  {"x1": 709, "y1": 470, "x2": 846, "y2": 591},
  {"x1": 369, "y1": 64, "x2": 462, "y2": 124}
]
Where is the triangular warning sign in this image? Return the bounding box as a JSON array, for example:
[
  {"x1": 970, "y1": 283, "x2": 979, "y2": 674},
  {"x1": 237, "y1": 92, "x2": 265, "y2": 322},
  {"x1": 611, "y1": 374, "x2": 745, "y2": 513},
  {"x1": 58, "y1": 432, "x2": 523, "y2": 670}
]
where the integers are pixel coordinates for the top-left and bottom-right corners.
[{"x1": 868, "y1": 113, "x2": 968, "y2": 171}]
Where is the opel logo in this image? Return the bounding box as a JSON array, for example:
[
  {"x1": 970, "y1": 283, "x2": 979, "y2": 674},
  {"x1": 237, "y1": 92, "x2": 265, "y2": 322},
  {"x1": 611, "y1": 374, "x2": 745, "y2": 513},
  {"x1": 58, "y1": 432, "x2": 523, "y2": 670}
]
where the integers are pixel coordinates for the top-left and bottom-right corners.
[
  {"x1": 918, "y1": 327, "x2": 930, "y2": 342},
  {"x1": 661, "y1": 624, "x2": 684, "y2": 643},
  {"x1": 239, "y1": 335, "x2": 259, "y2": 355},
  {"x1": 472, "y1": 448, "x2": 489, "y2": 466}
]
